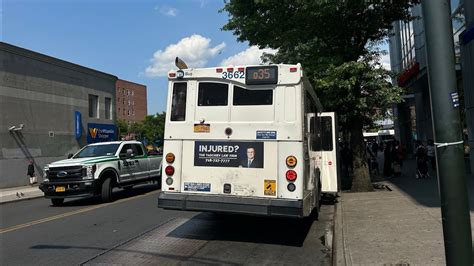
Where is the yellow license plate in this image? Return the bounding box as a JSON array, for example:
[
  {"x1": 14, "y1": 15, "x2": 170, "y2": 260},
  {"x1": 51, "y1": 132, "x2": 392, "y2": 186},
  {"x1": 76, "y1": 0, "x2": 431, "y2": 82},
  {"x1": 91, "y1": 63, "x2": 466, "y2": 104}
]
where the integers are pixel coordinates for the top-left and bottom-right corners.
[
  {"x1": 194, "y1": 124, "x2": 210, "y2": 133},
  {"x1": 55, "y1": 186, "x2": 66, "y2": 192}
]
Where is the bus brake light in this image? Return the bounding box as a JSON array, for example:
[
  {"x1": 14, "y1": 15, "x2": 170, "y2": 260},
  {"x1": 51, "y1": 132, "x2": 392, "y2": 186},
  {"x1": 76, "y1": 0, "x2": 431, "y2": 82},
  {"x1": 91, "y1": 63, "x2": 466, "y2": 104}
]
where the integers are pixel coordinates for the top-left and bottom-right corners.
[
  {"x1": 165, "y1": 166, "x2": 175, "y2": 176},
  {"x1": 286, "y1": 170, "x2": 297, "y2": 181},
  {"x1": 169, "y1": 73, "x2": 176, "y2": 78}
]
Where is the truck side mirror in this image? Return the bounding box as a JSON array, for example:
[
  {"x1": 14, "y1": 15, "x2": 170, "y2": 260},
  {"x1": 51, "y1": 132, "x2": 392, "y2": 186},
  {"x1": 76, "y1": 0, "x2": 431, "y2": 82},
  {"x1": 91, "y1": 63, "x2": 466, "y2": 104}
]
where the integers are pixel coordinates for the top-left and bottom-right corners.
[
  {"x1": 126, "y1": 149, "x2": 134, "y2": 159},
  {"x1": 67, "y1": 153, "x2": 74, "y2": 159}
]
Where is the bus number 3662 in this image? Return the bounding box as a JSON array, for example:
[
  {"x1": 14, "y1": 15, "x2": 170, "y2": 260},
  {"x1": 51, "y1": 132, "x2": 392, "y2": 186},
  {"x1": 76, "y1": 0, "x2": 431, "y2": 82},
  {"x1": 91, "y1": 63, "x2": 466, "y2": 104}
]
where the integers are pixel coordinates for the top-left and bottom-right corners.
[{"x1": 222, "y1": 71, "x2": 244, "y2": 79}]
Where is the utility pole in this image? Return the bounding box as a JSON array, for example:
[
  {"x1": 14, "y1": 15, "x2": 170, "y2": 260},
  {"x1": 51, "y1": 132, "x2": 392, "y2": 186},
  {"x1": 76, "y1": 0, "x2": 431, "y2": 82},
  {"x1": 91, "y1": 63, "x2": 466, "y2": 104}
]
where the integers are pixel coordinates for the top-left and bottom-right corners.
[{"x1": 421, "y1": 1, "x2": 472, "y2": 265}]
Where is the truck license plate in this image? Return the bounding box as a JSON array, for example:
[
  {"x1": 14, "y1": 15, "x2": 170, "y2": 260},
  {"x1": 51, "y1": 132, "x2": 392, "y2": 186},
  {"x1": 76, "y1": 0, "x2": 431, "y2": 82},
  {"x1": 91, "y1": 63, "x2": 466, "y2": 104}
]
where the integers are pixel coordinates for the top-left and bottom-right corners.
[{"x1": 55, "y1": 186, "x2": 65, "y2": 192}]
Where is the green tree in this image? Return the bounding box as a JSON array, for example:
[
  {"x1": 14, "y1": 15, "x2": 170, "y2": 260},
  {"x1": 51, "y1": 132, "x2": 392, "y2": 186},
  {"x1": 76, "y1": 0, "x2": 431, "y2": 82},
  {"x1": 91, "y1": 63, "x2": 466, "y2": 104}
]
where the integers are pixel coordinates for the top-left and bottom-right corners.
[
  {"x1": 222, "y1": 0, "x2": 413, "y2": 191},
  {"x1": 125, "y1": 112, "x2": 166, "y2": 146},
  {"x1": 116, "y1": 119, "x2": 129, "y2": 139}
]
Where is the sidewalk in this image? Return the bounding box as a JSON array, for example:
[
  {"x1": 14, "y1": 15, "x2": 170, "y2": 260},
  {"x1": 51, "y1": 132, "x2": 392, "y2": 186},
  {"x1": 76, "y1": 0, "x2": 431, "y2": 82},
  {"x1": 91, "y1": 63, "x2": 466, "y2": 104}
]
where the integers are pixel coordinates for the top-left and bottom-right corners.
[
  {"x1": 334, "y1": 155, "x2": 474, "y2": 265},
  {"x1": 0, "y1": 184, "x2": 43, "y2": 204}
]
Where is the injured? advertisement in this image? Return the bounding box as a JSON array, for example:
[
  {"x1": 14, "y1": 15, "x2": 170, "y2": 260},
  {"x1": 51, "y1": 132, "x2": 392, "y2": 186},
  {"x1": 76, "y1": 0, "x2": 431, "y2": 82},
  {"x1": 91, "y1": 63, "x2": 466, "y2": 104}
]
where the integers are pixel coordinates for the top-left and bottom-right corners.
[{"x1": 194, "y1": 141, "x2": 264, "y2": 168}]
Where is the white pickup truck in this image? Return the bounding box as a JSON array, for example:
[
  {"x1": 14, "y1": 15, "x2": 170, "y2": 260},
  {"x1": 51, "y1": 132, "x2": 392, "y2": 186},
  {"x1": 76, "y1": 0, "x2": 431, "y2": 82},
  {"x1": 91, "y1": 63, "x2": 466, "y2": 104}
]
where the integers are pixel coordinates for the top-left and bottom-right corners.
[{"x1": 39, "y1": 141, "x2": 162, "y2": 206}]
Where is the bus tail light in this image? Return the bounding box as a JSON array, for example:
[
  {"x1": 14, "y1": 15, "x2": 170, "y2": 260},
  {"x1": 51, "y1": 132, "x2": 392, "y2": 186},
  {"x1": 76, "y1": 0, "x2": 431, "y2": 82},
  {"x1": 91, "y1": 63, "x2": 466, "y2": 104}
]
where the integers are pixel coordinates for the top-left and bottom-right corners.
[
  {"x1": 165, "y1": 166, "x2": 175, "y2": 176},
  {"x1": 286, "y1": 156, "x2": 297, "y2": 167},
  {"x1": 290, "y1": 67, "x2": 297, "y2": 72},
  {"x1": 216, "y1": 68, "x2": 223, "y2": 73},
  {"x1": 165, "y1": 153, "x2": 175, "y2": 163},
  {"x1": 169, "y1": 73, "x2": 176, "y2": 78},
  {"x1": 287, "y1": 183, "x2": 296, "y2": 192},
  {"x1": 286, "y1": 170, "x2": 297, "y2": 181}
]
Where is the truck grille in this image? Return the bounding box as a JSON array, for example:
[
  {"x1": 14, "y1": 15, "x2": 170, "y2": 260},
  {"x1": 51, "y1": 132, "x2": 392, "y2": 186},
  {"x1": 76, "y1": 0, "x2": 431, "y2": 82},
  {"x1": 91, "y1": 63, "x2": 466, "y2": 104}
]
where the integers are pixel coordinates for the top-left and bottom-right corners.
[{"x1": 48, "y1": 166, "x2": 84, "y2": 182}]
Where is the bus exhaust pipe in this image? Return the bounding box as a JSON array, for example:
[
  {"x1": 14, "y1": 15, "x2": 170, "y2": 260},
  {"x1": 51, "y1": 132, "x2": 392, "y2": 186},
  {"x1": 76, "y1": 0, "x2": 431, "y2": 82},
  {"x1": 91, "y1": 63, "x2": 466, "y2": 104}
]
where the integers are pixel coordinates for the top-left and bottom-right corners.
[{"x1": 175, "y1": 57, "x2": 188, "y2": 70}]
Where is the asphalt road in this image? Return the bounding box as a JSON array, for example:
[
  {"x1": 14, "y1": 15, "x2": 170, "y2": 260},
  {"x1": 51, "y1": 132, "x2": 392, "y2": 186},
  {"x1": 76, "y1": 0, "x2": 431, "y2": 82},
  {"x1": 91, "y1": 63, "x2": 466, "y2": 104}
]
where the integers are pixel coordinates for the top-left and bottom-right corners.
[{"x1": 0, "y1": 185, "x2": 334, "y2": 265}]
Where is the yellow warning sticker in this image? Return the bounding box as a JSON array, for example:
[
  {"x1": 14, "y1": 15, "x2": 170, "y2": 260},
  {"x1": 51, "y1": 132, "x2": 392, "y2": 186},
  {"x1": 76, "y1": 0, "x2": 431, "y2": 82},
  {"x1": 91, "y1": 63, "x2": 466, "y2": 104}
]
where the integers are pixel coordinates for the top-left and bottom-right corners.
[{"x1": 264, "y1": 179, "x2": 276, "y2": 196}]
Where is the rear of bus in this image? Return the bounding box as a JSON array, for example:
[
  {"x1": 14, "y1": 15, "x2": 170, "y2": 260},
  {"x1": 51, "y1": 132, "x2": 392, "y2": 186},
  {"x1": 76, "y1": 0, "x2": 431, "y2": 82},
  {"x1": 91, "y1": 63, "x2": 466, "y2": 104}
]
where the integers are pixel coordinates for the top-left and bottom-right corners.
[{"x1": 158, "y1": 64, "x2": 312, "y2": 218}]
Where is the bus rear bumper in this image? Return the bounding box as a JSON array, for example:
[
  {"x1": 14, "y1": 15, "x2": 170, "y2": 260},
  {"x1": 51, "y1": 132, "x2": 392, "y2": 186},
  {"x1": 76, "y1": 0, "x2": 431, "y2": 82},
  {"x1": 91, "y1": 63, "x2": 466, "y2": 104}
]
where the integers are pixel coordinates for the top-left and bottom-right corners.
[{"x1": 158, "y1": 192, "x2": 305, "y2": 218}]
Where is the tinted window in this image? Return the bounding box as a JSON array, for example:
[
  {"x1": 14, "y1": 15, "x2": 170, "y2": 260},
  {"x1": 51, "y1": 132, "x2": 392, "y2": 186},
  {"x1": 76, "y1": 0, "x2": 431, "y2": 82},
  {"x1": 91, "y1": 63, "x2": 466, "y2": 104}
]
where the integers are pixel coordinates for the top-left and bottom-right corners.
[
  {"x1": 315, "y1": 117, "x2": 333, "y2": 151},
  {"x1": 198, "y1": 83, "x2": 228, "y2": 106},
  {"x1": 74, "y1": 144, "x2": 119, "y2": 158},
  {"x1": 171, "y1": 83, "x2": 187, "y2": 121},
  {"x1": 134, "y1": 144, "x2": 144, "y2": 156},
  {"x1": 120, "y1": 144, "x2": 133, "y2": 155},
  {"x1": 233, "y1": 86, "x2": 273, "y2": 105},
  {"x1": 310, "y1": 118, "x2": 320, "y2": 151}
]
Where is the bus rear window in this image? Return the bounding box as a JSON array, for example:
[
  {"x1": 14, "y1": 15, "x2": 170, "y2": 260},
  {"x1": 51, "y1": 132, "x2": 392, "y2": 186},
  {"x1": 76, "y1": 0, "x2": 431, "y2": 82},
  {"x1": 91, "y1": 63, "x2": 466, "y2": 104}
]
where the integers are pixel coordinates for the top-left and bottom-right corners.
[
  {"x1": 171, "y1": 82, "x2": 187, "y2": 121},
  {"x1": 233, "y1": 86, "x2": 273, "y2": 105},
  {"x1": 198, "y1": 82, "x2": 228, "y2": 106}
]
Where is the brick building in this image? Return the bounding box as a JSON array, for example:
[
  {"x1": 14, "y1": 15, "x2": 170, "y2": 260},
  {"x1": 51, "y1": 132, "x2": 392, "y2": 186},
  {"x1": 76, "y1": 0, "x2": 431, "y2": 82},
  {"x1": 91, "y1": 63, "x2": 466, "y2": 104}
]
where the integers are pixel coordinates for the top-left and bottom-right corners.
[{"x1": 116, "y1": 79, "x2": 147, "y2": 124}]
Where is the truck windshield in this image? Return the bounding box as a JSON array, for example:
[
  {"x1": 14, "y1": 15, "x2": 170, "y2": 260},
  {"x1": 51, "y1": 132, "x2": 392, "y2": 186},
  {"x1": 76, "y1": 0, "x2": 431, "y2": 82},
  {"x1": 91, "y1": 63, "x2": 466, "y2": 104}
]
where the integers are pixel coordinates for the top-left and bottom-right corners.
[{"x1": 74, "y1": 144, "x2": 120, "y2": 158}]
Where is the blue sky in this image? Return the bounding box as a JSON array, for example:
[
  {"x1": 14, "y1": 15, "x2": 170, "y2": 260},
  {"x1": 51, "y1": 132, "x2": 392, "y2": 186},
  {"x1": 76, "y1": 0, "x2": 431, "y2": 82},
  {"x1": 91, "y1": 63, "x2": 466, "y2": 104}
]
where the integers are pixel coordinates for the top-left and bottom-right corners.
[{"x1": 2, "y1": 0, "x2": 389, "y2": 115}]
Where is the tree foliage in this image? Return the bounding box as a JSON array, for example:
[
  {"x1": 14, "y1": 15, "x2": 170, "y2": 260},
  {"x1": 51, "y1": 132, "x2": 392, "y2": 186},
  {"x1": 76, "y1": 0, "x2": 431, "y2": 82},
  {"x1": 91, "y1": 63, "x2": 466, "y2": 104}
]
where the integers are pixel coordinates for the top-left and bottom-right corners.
[
  {"x1": 117, "y1": 112, "x2": 166, "y2": 146},
  {"x1": 222, "y1": 0, "x2": 414, "y2": 191},
  {"x1": 315, "y1": 60, "x2": 403, "y2": 130}
]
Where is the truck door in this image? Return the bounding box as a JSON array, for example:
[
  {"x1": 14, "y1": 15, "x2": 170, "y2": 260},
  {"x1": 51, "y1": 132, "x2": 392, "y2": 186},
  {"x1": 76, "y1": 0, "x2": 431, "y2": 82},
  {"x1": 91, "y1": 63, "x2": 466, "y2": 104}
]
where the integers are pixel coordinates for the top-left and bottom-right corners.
[
  {"x1": 118, "y1": 144, "x2": 136, "y2": 182},
  {"x1": 133, "y1": 144, "x2": 150, "y2": 180}
]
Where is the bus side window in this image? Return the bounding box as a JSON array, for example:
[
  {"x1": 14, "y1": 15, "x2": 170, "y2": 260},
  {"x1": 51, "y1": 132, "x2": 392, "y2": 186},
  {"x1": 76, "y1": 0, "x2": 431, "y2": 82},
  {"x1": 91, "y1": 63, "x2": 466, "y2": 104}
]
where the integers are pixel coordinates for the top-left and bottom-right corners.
[{"x1": 171, "y1": 83, "x2": 187, "y2": 121}]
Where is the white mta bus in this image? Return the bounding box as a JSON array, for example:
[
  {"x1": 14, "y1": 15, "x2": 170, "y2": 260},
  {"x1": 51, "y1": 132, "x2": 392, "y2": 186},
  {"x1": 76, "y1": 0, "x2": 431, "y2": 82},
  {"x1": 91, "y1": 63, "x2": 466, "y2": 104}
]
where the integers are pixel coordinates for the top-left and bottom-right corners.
[{"x1": 158, "y1": 62, "x2": 339, "y2": 218}]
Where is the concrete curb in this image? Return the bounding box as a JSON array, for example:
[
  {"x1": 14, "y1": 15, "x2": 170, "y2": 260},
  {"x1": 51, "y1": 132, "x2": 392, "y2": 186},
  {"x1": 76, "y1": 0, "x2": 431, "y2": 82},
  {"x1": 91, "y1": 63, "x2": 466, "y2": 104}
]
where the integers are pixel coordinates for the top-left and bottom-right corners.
[
  {"x1": 0, "y1": 186, "x2": 44, "y2": 204},
  {"x1": 0, "y1": 193, "x2": 44, "y2": 204},
  {"x1": 332, "y1": 196, "x2": 347, "y2": 266}
]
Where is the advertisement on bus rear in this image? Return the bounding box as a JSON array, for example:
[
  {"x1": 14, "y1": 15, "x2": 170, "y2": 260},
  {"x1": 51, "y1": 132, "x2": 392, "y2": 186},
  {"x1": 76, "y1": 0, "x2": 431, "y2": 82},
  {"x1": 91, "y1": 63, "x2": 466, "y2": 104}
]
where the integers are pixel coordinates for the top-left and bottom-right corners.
[{"x1": 194, "y1": 141, "x2": 264, "y2": 168}]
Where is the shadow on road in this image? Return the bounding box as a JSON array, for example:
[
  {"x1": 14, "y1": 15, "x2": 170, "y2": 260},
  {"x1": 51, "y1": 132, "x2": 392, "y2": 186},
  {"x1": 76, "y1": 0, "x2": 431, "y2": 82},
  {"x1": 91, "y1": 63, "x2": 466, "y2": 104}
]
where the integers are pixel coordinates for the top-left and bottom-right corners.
[
  {"x1": 54, "y1": 183, "x2": 161, "y2": 207},
  {"x1": 166, "y1": 205, "x2": 332, "y2": 247}
]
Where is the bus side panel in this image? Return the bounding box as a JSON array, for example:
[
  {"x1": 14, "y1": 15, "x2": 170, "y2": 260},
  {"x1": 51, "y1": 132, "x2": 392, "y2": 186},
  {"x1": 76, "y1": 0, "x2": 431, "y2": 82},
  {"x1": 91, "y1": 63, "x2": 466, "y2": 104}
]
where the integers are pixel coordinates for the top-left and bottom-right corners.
[
  {"x1": 161, "y1": 140, "x2": 183, "y2": 192},
  {"x1": 277, "y1": 141, "x2": 304, "y2": 200}
]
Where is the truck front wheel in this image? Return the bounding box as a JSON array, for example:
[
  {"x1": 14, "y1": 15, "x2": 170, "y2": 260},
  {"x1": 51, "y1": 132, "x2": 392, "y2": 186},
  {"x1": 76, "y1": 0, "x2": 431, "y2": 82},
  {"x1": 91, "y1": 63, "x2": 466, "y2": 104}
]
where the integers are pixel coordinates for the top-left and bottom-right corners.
[
  {"x1": 51, "y1": 198, "x2": 64, "y2": 206},
  {"x1": 101, "y1": 177, "x2": 113, "y2": 203}
]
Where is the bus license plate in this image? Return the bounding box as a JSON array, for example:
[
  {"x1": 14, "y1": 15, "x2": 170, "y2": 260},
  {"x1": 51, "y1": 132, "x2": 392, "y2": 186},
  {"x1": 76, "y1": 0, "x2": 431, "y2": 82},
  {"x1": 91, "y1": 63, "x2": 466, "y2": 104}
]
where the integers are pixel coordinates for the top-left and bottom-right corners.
[
  {"x1": 194, "y1": 124, "x2": 210, "y2": 133},
  {"x1": 55, "y1": 186, "x2": 66, "y2": 192}
]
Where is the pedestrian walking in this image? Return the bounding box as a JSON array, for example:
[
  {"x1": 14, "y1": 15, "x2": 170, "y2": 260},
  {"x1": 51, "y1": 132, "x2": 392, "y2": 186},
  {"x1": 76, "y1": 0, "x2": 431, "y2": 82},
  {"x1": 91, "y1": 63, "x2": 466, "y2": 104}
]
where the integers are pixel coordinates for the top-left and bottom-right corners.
[
  {"x1": 426, "y1": 139, "x2": 436, "y2": 170},
  {"x1": 415, "y1": 140, "x2": 429, "y2": 179},
  {"x1": 383, "y1": 142, "x2": 393, "y2": 178},
  {"x1": 371, "y1": 141, "x2": 379, "y2": 155},
  {"x1": 27, "y1": 160, "x2": 37, "y2": 185},
  {"x1": 392, "y1": 140, "x2": 403, "y2": 176}
]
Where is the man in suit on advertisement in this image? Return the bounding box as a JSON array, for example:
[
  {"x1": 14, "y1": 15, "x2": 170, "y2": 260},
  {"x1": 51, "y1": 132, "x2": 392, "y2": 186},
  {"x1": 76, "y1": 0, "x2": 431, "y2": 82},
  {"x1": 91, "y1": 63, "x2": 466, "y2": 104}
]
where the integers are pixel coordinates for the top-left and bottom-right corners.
[{"x1": 240, "y1": 147, "x2": 262, "y2": 168}]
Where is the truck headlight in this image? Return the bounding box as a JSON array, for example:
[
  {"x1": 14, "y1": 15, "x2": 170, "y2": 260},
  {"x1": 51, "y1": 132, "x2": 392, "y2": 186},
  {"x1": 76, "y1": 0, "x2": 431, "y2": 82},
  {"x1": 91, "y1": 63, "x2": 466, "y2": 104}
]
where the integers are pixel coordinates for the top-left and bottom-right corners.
[
  {"x1": 83, "y1": 165, "x2": 96, "y2": 180},
  {"x1": 43, "y1": 167, "x2": 49, "y2": 178}
]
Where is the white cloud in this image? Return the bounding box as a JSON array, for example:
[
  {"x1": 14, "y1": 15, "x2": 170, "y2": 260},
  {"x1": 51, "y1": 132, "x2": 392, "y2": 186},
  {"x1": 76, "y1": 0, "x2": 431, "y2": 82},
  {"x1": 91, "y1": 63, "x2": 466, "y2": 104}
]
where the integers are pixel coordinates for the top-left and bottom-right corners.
[
  {"x1": 380, "y1": 52, "x2": 391, "y2": 70},
  {"x1": 145, "y1": 34, "x2": 226, "y2": 77},
  {"x1": 220, "y1": 46, "x2": 277, "y2": 66},
  {"x1": 155, "y1": 6, "x2": 178, "y2": 17}
]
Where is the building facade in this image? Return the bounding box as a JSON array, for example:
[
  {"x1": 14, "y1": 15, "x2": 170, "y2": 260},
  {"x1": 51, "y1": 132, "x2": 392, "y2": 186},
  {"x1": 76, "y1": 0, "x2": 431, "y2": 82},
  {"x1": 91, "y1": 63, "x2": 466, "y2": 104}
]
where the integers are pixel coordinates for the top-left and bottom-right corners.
[
  {"x1": 388, "y1": 0, "x2": 468, "y2": 157},
  {"x1": 0, "y1": 42, "x2": 117, "y2": 188},
  {"x1": 116, "y1": 79, "x2": 147, "y2": 124}
]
